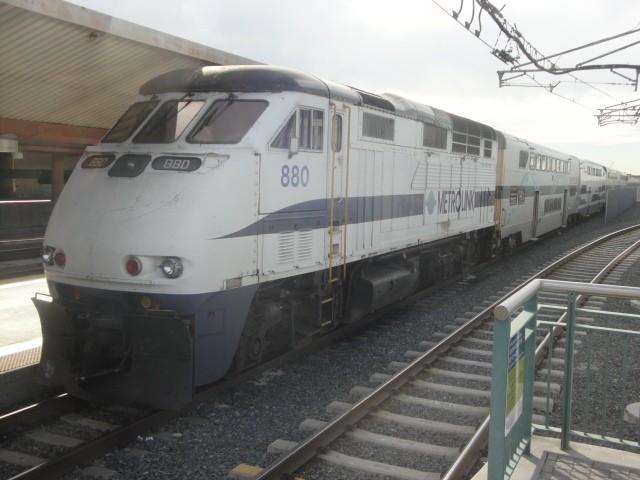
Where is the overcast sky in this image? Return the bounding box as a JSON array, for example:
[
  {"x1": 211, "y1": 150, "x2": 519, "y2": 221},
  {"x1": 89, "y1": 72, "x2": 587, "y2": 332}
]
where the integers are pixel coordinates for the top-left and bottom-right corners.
[{"x1": 68, "y1": 0, "x2": 640, "y2": 174}]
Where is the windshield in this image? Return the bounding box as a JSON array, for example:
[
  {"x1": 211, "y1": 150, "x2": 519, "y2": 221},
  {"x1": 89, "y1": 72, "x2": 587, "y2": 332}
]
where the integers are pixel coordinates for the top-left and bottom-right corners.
[
  {"x1": 102, "y1": 101, "x2": 159, "y2": 143},
  {"x1": 188, "y1": 99, "x2": 268, "y2": 144},
  {"x1": 134, "y1": 99, "x2": 205, "y2": 143}
]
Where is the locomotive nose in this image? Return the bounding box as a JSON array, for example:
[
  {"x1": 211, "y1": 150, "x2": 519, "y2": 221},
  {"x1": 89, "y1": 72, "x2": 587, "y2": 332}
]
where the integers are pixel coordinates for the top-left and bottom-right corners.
[
  {"x1": 32, "y1": 293, "x2": 195, "y2": 408},
  {"x1": 40, "y1": 359, "x2": 56, "y2": 380}
]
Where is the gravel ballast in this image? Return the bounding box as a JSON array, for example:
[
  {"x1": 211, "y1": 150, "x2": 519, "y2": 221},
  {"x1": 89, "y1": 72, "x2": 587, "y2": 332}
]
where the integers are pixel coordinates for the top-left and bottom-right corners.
[{"x1": 61, "y1": 205, "x2": 640, "y2": 480}]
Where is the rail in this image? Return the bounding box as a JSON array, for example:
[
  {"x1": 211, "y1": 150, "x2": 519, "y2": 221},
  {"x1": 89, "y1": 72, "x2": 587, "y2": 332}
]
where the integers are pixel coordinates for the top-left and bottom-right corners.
[{"x1": 489, "y1": 278, "x2": 640, "y2": 479}]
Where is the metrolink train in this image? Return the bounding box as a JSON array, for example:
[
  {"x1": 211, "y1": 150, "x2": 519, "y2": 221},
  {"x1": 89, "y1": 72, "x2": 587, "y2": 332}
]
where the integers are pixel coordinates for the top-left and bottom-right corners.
[{"x1": 34, "y1": 65, "x2": 626, "y2": 408}]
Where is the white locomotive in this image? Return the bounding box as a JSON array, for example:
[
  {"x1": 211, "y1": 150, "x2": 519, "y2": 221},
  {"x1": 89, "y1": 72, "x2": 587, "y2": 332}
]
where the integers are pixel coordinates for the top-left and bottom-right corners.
[{"x1": 34, "y1": 65, "x2": 619, "y2": 407}]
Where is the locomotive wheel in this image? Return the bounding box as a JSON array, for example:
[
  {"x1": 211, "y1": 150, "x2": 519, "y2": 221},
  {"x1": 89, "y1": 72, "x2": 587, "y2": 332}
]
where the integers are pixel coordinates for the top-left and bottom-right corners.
[
  {"x1": 234, "y1": 330, "x2": 264, "y2": 372},
  {"x1": 248, "y1": 336, "x2": 263, "y2": 363}
]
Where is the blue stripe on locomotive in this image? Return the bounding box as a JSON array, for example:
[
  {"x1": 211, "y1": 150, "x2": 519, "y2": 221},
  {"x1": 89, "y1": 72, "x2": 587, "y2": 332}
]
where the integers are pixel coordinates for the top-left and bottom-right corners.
[{"x1": 218, "y1": 191, "x2": 497, "y2": 239}]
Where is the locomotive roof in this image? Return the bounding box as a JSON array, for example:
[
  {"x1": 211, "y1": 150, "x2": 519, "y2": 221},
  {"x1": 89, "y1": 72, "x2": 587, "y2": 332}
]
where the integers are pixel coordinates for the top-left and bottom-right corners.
[
  {"x1": 140, "y1": 65, "x2": 494, "y2": 134},
  {"x1": 140, "y1": 65, "x2": 353, "y2": 99}
]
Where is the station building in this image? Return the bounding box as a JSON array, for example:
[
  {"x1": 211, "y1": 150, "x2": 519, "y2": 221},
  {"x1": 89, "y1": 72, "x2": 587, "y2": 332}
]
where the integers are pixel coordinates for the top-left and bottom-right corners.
[{"x1": 0, "y1": 0, "x2": 258, "y2": 239}]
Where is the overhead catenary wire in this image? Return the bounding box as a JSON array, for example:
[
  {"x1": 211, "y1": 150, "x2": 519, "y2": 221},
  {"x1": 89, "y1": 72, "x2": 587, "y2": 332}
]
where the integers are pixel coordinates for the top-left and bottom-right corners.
[{"x1": 431, "y1": 0, "x2": 640, "y2": 124}]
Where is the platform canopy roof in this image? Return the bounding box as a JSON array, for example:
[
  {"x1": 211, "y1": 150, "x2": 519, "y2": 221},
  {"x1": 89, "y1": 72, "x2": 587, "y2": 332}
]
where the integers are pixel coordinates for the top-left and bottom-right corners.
[{"x1": 0, "y1": 0, "x2": 260, "y2": 152}]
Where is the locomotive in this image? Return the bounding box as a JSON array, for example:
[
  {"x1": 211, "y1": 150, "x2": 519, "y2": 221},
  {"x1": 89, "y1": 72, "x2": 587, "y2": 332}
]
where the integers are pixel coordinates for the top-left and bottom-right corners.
[{"x1": 34, "y1": 65, "x2": 619, "y2": 408}]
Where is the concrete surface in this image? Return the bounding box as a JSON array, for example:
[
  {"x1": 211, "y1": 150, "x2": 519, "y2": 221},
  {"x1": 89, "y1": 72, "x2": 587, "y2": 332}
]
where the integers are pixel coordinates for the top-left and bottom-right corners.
[{"x1": 472, "y1": 435, "x2": 640, "y2": 479}]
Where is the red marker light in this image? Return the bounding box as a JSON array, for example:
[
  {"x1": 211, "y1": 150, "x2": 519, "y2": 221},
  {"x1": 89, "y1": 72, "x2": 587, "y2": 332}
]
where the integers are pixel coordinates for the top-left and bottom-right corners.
[
  {"x1": 53, "y1": 251, "x2": 66, "y2": 267},
  {"x1": 126, "y1": 257, "x2": 142, "y2": 276}
]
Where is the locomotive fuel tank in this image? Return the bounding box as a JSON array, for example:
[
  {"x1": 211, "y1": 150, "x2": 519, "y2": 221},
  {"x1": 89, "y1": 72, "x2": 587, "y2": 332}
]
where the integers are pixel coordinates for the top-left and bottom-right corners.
[{"x1": 347, "y1": 257, "x2": 419, "y2": 321}]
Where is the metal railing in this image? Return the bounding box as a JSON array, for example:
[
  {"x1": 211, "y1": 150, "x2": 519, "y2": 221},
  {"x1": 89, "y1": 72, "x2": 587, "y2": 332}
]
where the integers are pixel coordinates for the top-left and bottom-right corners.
[{"x1": 488, "y1": 279, "x2": 640, "y2": 479}]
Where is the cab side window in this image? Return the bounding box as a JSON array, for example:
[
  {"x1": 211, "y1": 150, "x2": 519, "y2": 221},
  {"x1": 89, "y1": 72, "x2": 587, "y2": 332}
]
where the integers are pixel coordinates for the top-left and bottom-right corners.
[
  {"x1": 271, "y1": 112, "x2": 296, "y2": 149},
  {"x1": 299, "y1": 109, "x2": 323, "y2": 150},
  {"x1": 271, "y1": 107, "x2": 324, "y2": 151}
]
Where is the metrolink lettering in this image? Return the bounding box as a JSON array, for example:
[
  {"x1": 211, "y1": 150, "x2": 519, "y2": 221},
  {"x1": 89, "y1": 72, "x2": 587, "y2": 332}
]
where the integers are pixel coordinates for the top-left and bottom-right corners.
[{"x1": 437, "y1": 189, "x2": 475, "y2": 214}]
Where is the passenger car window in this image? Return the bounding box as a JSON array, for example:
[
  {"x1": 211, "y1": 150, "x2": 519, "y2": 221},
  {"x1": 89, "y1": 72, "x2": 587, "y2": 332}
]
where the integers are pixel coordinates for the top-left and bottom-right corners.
[{"x1": 519, "y1": 151, "x2": 529, "y2": 168}]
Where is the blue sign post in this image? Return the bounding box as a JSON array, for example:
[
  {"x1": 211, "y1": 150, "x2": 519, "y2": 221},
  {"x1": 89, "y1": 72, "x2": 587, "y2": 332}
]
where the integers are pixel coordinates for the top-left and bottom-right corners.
[{"x1": 488, "y1": 295, "x2": 537, "y2": 479}]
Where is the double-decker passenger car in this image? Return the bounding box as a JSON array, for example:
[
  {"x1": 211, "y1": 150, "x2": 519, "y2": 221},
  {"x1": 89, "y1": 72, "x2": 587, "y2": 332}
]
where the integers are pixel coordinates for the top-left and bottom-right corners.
[
  {"x1": 495, "y1": 133, "x2": 580, "y2": 249},
  {"x1": 577, "y1": 159, "x2": 607, "y2": 217}
]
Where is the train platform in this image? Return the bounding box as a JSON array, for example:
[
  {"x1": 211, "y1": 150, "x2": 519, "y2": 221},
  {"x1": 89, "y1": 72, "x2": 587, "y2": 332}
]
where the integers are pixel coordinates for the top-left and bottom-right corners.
[
  {"x1": 472, "y1": 434, "x2": 640, "y2": 479},
  {"x1": 0, "y1": 275, "x2": 45, "y2": 373}
]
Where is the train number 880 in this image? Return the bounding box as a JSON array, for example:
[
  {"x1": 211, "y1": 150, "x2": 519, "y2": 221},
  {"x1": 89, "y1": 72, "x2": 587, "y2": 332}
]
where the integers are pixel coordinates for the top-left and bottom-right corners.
[
  {"x1": 152, "y1": 156, "x2": 202, "y2": 172},
  {"x1": 281, "y1": 165, "x2": 309, "y2": 187}
]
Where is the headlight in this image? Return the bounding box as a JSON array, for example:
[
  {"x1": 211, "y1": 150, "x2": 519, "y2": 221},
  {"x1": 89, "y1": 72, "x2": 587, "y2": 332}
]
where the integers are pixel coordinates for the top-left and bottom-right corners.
[
  {"x1": 161, "y1": 257, "x2": 183, "y2": 278},
  {"x1": 41, "y1": 246, "x2": 55, "y2": 265}
]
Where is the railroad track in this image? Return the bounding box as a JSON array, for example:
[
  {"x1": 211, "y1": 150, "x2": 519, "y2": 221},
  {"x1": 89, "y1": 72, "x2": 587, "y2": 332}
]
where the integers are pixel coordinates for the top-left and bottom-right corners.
[
  {"x1": 0, "y1": 394, "x2": 173, "y2": 480},
  {"x1": 233, "y1": 224, "x2": 640, "y2": 480},
  {"x1": 0, "y1": 308, "x2": 434, "y2": 479},
  {"x1": 1, "y1": 226, "x2": 638, "y2": 479},
  {"x1": 0, "y1": 352, "x2": 321, "y2": 480}
]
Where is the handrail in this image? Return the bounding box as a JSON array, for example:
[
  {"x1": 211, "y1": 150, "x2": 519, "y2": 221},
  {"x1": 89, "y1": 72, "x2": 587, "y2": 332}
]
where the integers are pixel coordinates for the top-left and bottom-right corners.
[
  {"x1": 341, "y1": 105, "x2": 351, "y2": 281},
  {"x1": 328, "y1": 101, "x2": 338, "y2": 283},
  {"x1": 327, "y1": 102, "x2": 352, "y2": 283},
  {"x1": 494, "y1": 279, "x2": 640, "y2": 320},
  {"x1": 489, "y1": 279, "x2": 640, "y2": 479}
]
